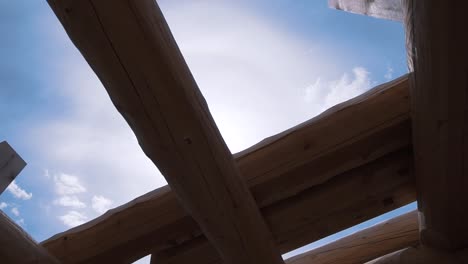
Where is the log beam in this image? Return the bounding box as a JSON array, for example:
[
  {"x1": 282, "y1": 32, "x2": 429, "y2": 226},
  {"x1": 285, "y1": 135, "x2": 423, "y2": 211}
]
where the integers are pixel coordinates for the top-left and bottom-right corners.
[
  {"x1": 46, "y1": 1, "x2": 284, "y2": 264},
  {"x1": 0, "y1": 141, "x2": 26, "y2": 194},
  {"x1": 0, "y1": 211, "x2": 59, "y2": 264},
  {"x1": 402, "y1": 0, "x2": 468, "y2": 250},
  {"x1": 41, "y1": 76, "x2": 415, "y2": 263},
  {"x1": 284, "y1": 210, "x2": 419, "y2": 264},
  {"x1": 366, "y1": 247, "x2": 468, "y2": 264},
  {"x1": 328, "y1": 0, "x2": 404, "y2": 21}
]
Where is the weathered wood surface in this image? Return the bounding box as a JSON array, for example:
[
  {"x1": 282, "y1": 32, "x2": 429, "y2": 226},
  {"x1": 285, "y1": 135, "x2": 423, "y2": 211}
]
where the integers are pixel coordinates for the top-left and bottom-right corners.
[
  {"x1": 42, "y1": 76, "x2": 414, "y2": 263},
  {"x1": 402, "y1": 0, "x2": 468, "y2": 250},
  {"x1": 46, "y1": 1, "x2": 284, "y2": 264},
  {"x1": 285, "y1": 210, "x2": 419, "y2": 264},
  {"x1": 0, "y1": 211, "x2": 59, "y2": 264},
  {"x1": 366, "y1": 247, "x2": 468, "y2": 264},
  {"x1": 329, "y1": 0, "x2": 404, "y2": 21},
  {"x1": 152, "y1": 147, "x2": 415, "y2": 264},
  {"x1": 0, "y1": 141, "x2": 26, "y2": 194}
]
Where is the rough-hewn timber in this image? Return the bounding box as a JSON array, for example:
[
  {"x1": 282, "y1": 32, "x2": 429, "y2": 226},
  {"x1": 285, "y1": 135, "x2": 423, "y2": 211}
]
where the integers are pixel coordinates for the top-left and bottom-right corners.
[
  {"x1": 0, "y1": 141, "x2": 26, "y2": 194},
  {"x1": 0, "y1": 211, "x2": 59, "y2": 264},
  {"x1": 285, "y1": 210, "x2": 419, "y2": 264},
  {"x1": 402, "y1": 0, "x2": 468, "y2": 250},
  {"x1": 46, "y1": 1, "x2": 284, "y2": 264},
  {"x1": 41, "y1": 76, "x2": 414, "y2": 263}
]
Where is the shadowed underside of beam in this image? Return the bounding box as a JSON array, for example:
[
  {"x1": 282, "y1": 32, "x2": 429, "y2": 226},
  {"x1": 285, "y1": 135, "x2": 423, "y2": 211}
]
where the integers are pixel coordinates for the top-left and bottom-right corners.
[
  {"x1": 42, "y1": 76, "x2": 415, "y2": 263},
  {"x1": 45, "y1": 0, "x2": 285, "y2": 264},
  {"x1": 285, "y1": 210, "x2": 419, "y2": 264},
  {"x1": 0, "y1": 211, "x2": 59, "y2": 264}
]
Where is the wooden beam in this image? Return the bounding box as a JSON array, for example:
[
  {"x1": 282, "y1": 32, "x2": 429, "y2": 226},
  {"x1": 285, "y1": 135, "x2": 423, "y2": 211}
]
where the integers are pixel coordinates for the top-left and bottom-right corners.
[
  {"x1": 328, "y1": 0, "x2": 404, "y2": 21},
  {"x1": 46, "y1": 1, "x2": 283, "y2": 264},
  {"x1": 366, "y1": 247, "x2": 468, "y2": 264},
  {"x1": 151, "y1": 148, "x2": 415, "y2": 264},
  {"x1": 284, "y1": 210, "x2": 419, "y2": 264},
  {"x1": 0, "y1": 141, "x2": 26, "y2": 194},
  {"x1": 402, "y1": 0, "x2": 468, "y2": 250},
  {"x1": 0, "y1": 211, "x2": 59, "y2": 264},
  {"x1": 41, "y1": 76, "x2": 414, "y2": 263}
]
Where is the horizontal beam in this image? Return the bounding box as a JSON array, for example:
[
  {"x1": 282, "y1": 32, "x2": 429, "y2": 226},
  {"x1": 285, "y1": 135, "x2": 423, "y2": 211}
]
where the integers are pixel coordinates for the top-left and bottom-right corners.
[
  {"x1": 329, "y1": 0, "x2": 404, "y2": 21},
  {"x1": 152, "y1": 147, "x2": 415, "y2": 264},
  {"x1": 0, "y1": 141, "x2": 26, "y2": 194},
  {"x1": 367, "y1": 247, "x2": 468, "y2": 264},
  {"x1": 42, "y1": 76, "x2": 414, "y2": 263},
  {"x1": 0, "y1": 211, "x2": 59, "y2": 264},
  {"x1": 285, "y1": 210, "x2": 419, "y2": 264}
]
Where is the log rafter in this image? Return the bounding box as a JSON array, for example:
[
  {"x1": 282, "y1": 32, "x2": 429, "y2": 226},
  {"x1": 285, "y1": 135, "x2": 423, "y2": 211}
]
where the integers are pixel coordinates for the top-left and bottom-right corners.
[
  {"x1": 46, "y1": 0, "x2": 285, "y2": 264},
  {"x1": 41, "y1": 75, "x2": 415, "y2": 263}
]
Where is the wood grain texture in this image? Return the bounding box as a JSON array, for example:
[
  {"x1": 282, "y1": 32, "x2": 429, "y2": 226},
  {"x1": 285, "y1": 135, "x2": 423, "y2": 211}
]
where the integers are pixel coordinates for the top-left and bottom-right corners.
[
  {"x1": 285, "y1": 210, "x2": 419, "y2": 264},
  {"x1": 42, "y1": 76, "x2": 414, "y2": 263},
  {"x1": 402, "y1": 0, "x2": 468, "y2": 250},
  {"x1": 366, "y1": 247, "x2": 468, "y2": 264},
  {"x1": 0, "y1": 211, "x2": 59, "y2": 264},
  {"x1": 329, "y1": 0, "x2": 403, "y2": 21},
  {"x1": 46, "y1": 1, "x2": 284, "y2": 264},
  {"x1": 152, "y1": 147, "x2": 416, "y2": 264},
  {"x1": 0, "y1": 141, "x2": 26, "y2": 194}
]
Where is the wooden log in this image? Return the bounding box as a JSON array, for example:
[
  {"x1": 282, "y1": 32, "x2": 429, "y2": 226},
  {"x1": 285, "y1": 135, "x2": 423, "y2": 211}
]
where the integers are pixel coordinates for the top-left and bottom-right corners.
[
  {"x1": 284, "y1": 210, "x2": 419, "y2": 264},
  {"x1": 46, "y1": 1, "x2": 284, "y2": 264},
  {"x1": 0, "y1": 141, "x2": 26, "y2": 194},
  {"x1": 0, "y1": 211, "x2": 59, "y2": 264},
  {"x1": 366, "y1": 247, "x2": 468, "y2": 264},
  {"x1": 328, "y1": 0, "x2": 404, "y2": 21},
  {"x1": 41, "y1": 76, "x2": 414, "y2": 263},
  {"x1": 402, "y1": 0, "x2": 468, "y2": 250},
  {"x1": 151, "y1": 147, "x2": 415, "y2": 264}
]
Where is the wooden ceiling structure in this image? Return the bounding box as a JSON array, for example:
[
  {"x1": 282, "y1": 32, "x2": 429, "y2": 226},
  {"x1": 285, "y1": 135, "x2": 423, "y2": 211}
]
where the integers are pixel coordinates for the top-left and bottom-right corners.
[{"x1": 1, "y1": 0, "x2": 467, "y2": 263}]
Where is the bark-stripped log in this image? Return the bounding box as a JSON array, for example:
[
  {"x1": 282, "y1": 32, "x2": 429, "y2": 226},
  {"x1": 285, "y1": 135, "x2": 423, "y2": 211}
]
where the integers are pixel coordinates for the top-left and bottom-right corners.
[
  {"x1": 42, "y1": 76, "x2": 415, "y2": 263},
  {"x1": 402, "y1": 0, "x2": 468, "y2": 250},
  {"x1": 285, "y1": 210, "x2": 419, "y2": 264},
  {"x1": 0, "y1": 211, "x2": 59, "y2": 264},
  {"x1": 46, "y1": 1, "x2": 284, "y2": 264}
]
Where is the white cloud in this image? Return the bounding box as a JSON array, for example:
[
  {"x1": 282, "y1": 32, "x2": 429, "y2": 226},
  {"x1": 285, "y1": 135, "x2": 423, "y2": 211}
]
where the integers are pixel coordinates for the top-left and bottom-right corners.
[
  {"x1": 7, "y1": 181, "x2": 32, "y2": 200},
  {"x1": 54, "y1": 173, "x2": 86, "y2": 195},
  {"x1": 91, "y1": 195, "x2": 113, "y2": 214},
  {"x1": 0, "y1": 202, "x2": 7, "y2": 210},
  {"x1": 11, "y1": 207, "x2": 20, "y2": 217},
  {"x1": 305, "y1": 67, "x2": 372, "y2": 113},
  {"x1": 59, "y1": 211, "x2": 88, "y2": 228},
  {"x1": 53, "y1": 196, "x2": 86, "y2": 209},
  {"x1": 384, "y1": 66, "x2": 394, "y2": 80},
  {"x1": 16, "y1": 218, "x2": 25, "y2": 226}
]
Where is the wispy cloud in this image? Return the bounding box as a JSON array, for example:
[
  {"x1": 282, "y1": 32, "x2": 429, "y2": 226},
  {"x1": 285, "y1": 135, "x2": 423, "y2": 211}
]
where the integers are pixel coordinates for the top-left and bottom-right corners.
[
  {"x1": 384, "y1": 66, "x2": 394, "y2": 81},
  {"x1": 11, "y1": 207, "x2": 20, "y2": 217},
  {"x1": 6, "y1": 181, "x2": 32, "y2": 200},
  {"x1": 54, "y1": 173, "x2": 86, "y2": 196},
  {"x1": 0, "y1": 202, "x2": 7, "y2": 210},
  {"x1": 53, "y1": 196, "x2": 86, "y2": 209},
  {"x1": 59, "y1": 211, "x2": 88, "y2": 228},
  {"x1": 305, "y1": 67, "x2": 372, "y2": 113},
  {"x1": 91, "y1": 195, "x2": 113, "y2": 214}
]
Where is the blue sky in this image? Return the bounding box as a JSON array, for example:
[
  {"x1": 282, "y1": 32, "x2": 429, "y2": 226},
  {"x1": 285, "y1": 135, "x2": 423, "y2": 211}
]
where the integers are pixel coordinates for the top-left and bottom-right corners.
[{"x1": 0, "y1": 0, "x2": 412, "y2": 263}]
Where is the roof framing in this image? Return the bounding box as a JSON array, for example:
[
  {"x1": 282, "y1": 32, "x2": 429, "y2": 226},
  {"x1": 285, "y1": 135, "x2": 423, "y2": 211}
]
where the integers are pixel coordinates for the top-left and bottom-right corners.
[{"x1": 46, "y1": 0, "x2": 284, "y2": 263}]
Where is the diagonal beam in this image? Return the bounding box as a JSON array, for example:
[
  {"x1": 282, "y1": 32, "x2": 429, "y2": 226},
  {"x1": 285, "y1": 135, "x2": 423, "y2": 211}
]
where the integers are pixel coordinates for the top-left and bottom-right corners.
[
  {"x1": 0, "y1": 211, "x2": 59, "y2": 264},
  {"x1": 41, "y1": 76, "x2": 414, "y2": 263},
  {"x1": 402, "y1": 0, "x2": 468, "y2": 250},
  {"x1": 46, "y1": 1, "x2": 284, "y2": 263},
  {"x1": 0, "y1": 141, "x2": 26, "y2": 195}
]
